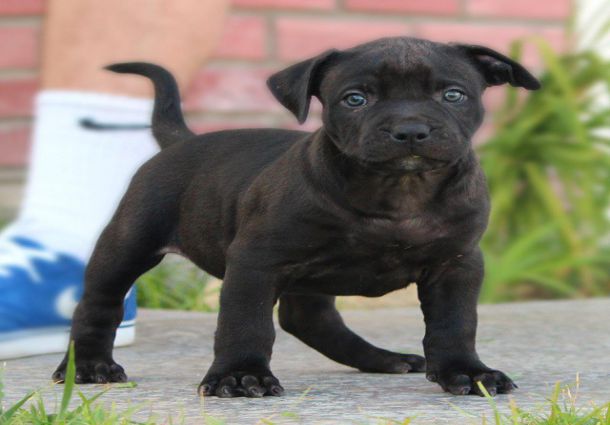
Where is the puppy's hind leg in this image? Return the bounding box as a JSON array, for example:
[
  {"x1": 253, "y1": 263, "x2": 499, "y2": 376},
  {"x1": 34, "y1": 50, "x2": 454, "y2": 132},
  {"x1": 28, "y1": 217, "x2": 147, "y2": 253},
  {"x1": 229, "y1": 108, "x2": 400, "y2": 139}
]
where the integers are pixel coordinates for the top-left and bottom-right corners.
[
  {"x1": 279, "y1": 293, "x2": 425, "y2": 373},
  {"x1": 52, "y1": 210, "x2": 165, "y2": 384}
]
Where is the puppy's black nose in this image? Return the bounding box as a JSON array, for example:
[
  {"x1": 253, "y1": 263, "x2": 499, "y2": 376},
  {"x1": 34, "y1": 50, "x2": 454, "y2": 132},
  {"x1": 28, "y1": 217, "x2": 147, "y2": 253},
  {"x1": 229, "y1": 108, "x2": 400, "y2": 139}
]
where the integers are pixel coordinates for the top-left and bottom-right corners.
[{"x1": 390, "y1": 123, "x2": 431, "y2": 143}]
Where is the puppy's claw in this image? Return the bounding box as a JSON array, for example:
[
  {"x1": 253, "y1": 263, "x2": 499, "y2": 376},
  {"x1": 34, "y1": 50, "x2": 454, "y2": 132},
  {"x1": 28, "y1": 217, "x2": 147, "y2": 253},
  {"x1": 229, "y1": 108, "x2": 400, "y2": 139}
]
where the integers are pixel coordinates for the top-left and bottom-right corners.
[
  {"x1": 402, "y1": 354, "x2": 426, "y2": 373},
  {"x1": 390, "y1": 363, "x2": 412, "y2": 373},
  {"x1": 262, "y1": 376, "x2": 285, "y2": 396},
  {"x1": 359, "y1": 353, "x2": 425, "y2": 374},
  {"x1": 52, "y1": 370, "x2": 65, "y2": 383},
  {"x1": 112, "y1": 372, "x2": 128, "y2": 383},
  {"x1": 247, "y1": 386, "x2": 266, "y2": 398},
  {"x1": 217, "y1": 386, "x2": 235, "y2": 398},
  {"x1": 269, "y1": 385, "x2": 285, "y2": 396},
  {"x1": 94, "y1": 374, "x2": 109, "y2": 384},
  {"x1": 198, "y1": 383, "x2": 215, "y2": 397},
  {"x1": 473, "y1": 374, "x2": 498, "y2": 397},
  {"x1": 240, "y1": 375, "x2": 264, "y2": 397},
  {"x1": 75, "y1": 372, "x2": 92, "y2": 384},
  {"x1": 449, "y1": 386, "x2": 471, "y2": 396},
  {"x1": 215, "y1": 376, "x2": 238, "y2": 398}
]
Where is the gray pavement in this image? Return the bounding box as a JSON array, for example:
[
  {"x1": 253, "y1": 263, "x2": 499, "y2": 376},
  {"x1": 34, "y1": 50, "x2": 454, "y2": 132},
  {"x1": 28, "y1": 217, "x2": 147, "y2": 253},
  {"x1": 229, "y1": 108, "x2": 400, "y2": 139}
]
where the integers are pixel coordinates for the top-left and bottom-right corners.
[{"x1": 3, "y1": 298, "x2": 609, "y2": 424}]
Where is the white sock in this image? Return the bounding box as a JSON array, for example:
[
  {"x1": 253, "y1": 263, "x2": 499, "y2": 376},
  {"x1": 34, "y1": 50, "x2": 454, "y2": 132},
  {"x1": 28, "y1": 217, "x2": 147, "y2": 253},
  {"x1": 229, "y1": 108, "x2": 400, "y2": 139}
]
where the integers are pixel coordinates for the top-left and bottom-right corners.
[{"x1": 4, "y1": 91, "x2": 159, "y2": 261}]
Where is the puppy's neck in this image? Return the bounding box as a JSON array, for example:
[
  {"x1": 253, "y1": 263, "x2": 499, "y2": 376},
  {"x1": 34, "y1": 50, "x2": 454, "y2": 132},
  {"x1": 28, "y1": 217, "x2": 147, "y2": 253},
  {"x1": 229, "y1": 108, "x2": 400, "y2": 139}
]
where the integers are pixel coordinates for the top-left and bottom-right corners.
[{"x1": 305, "y1": 130, "x2": 480, "y2": 219}]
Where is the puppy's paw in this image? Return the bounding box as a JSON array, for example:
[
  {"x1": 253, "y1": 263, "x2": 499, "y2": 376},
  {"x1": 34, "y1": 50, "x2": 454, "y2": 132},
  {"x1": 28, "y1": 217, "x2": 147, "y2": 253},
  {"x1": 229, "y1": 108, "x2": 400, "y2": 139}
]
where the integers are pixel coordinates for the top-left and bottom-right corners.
[
  {"x1": 198, "y1": 370, "x2": 284, "y2": 398},
  {"x1": 429, "y1": 368, "x2": 516, "y2": 396},
  {"x1": 359, "y1": 353, "x2": 426, "y2": 374},
  {"x1": 52, "y1": 360, "x2": 127, "y2": 384}
]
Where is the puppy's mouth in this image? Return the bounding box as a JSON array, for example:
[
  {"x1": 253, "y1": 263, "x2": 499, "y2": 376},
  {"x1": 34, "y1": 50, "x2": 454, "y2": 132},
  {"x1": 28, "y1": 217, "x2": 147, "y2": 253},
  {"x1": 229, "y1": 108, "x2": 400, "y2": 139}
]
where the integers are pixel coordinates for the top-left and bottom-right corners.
[
  {"x1": 361, "y1": 154, "x2": 448, "y2": 173},
  {"x1": 400, "y1": 154, "x2": 424, "y2": 170},
  {"x1": 397, "y1": 155, "x2": 448, "y2": 172},
  {"x1": 353, "y1": 130, "x2": 454, "y2": 173}
]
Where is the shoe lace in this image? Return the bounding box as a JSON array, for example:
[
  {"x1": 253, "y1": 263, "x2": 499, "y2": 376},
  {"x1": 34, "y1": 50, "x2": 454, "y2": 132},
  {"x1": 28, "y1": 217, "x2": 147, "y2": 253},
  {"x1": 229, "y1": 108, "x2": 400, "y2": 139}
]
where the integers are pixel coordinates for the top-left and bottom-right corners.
[{"x1": 0, "y1": 234, "x2": 58, "y2": 282}]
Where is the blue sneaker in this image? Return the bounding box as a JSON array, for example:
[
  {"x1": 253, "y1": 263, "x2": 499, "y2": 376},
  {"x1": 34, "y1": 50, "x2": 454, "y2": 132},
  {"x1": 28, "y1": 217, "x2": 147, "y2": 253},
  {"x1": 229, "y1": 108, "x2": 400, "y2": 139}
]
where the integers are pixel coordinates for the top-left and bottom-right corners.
[{"x1": 0, "y1": 233, "x2": 136, "y2": 359}]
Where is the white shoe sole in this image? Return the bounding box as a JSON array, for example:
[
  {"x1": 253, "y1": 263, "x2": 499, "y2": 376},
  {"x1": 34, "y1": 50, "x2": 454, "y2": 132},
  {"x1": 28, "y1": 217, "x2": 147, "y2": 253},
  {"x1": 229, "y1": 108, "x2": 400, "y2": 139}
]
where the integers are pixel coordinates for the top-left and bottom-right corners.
[{"x1": 0, "y1": 321, "x2": 135, "y2": 360}]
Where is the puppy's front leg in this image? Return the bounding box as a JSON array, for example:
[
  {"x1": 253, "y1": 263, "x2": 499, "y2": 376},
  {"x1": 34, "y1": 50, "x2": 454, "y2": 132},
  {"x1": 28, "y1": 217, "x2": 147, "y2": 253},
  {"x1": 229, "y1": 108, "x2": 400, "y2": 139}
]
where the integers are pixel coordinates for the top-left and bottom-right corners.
[
  {"x1": 417, "y1": 249, "x2": 516, "y2": 396},
  {"x1": 199, "y1": 263, "x2": 284, "y2": 398}
]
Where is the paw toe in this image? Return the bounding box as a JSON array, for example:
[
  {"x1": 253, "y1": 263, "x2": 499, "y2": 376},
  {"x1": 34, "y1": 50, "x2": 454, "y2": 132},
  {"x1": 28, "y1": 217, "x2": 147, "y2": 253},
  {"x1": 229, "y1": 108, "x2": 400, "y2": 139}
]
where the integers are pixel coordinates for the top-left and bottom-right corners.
[
  {"x1": 493, "y1": 371, "x2": 517, "y2": 394},
  {"x1": 445, "y1": 374, "x2": 472, "y2": 395},
  {"x1": 473, "y1": 373, "x2": 497, "y2": 396},
  {"x1": 262, "y1": 376, "x2": 284, "y2": 396},
  {"x1": 401, "y1": 354, "x2": 426, "y2": 372},
  {"x1": 94, "y1": 374, "x2": 109, "y2": 384},
  {"x1": 216, "y1": 376, "x2": 239, "y2": 398},
  {"x1": 51, "y1": 370, "x2": 65, "y2": 383},
  {"x1": 198, "y1": 381, "x2": 217, "y2": 397},
  {"x1": 241, "y1": 375, "x2": 265, "y2": 398}
]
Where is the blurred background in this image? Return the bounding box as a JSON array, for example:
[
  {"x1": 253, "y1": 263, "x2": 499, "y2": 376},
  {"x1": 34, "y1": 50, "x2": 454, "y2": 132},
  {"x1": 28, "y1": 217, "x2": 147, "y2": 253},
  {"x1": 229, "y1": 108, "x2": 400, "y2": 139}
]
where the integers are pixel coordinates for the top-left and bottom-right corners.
[{"x1": 0, "y1": 0, "x2": 609, "y2": 310}]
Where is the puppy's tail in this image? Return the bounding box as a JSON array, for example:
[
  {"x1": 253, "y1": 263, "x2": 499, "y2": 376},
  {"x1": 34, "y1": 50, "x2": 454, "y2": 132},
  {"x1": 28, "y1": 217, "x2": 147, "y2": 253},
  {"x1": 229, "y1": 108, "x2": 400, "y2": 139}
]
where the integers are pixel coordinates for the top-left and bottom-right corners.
[{"x1": 105, "y1": 62, "x2": 194, "y2": 149}]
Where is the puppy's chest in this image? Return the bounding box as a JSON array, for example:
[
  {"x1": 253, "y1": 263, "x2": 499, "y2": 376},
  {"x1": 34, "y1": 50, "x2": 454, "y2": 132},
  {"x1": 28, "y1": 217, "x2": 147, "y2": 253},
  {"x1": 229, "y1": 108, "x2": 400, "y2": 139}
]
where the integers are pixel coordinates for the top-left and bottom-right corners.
[{"x1": 287, "y1": 212, "x2": 464, "y2": 296}]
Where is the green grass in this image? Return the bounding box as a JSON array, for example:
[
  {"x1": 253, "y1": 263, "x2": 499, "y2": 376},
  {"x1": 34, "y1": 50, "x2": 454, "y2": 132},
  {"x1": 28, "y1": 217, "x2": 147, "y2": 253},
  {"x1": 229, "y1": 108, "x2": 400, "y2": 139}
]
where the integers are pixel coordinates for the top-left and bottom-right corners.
[
  {"x1": 1, "y1": 350, "x2": 608, "y2": 425},
  {"x1": 137, "y1": 258, "x2": 219, "y2": 312},
  {"x1": 0, "y1": 344, "x2": 157, "y2": 425},
  {"x1": 470, "y1": 380, "x2": 610, "y2": 425}
]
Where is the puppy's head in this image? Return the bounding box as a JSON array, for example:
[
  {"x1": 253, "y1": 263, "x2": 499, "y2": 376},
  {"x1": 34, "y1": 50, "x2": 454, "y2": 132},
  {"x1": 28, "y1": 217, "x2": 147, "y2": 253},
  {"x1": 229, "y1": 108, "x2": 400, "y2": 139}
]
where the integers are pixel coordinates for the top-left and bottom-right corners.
[{"x1": 267, "y1": 37, "x2": 539, "y2": 173}]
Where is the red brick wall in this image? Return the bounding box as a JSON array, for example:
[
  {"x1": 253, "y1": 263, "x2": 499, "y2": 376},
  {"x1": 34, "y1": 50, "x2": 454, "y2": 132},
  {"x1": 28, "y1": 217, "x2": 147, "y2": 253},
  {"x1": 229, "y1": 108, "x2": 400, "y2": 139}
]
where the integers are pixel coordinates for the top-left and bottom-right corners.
[{"x1": 0, "y1": 0, "x2": 569, "y2": 167}]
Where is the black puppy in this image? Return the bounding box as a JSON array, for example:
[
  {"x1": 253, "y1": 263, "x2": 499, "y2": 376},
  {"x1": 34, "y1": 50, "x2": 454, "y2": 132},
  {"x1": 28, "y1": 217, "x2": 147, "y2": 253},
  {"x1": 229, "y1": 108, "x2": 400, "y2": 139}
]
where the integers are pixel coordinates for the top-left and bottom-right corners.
[{"x1": 53, "y1": 37, "x2": 539, "y2": 398}]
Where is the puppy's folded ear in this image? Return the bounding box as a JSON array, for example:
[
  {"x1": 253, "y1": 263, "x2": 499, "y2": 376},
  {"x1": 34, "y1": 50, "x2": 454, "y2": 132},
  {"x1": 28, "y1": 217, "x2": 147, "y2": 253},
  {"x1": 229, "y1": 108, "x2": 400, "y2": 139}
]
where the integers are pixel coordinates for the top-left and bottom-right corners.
[
  {"x1": 267, "y1": 50, "x2": 338, "y2": 124},
  {"x1": 456, "y1": 44, "x2": 541, "y2": 90}
]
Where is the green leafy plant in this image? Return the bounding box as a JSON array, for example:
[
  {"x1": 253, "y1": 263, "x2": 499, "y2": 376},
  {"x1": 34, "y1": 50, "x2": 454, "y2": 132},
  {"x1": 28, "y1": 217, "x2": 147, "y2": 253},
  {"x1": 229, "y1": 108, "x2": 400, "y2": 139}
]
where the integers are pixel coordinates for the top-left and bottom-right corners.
[{"x1": 478, "y1": 23, "x2": 610, "y2": 301}]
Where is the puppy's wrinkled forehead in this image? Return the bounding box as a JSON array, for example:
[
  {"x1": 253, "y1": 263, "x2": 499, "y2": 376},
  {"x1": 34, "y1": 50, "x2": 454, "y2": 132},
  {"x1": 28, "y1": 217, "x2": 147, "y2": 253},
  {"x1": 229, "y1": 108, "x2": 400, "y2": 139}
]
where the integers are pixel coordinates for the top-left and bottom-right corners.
[{"x1": 320, "y1": 37, "x2": 483, "y2": 96}]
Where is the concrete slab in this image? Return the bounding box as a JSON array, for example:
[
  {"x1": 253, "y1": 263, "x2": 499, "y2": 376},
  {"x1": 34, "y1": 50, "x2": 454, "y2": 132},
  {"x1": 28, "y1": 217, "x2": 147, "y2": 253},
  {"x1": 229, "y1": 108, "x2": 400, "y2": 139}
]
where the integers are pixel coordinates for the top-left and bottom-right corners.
[{"x1": 3, "y1": 298, "x2": 609, "y2": 424}]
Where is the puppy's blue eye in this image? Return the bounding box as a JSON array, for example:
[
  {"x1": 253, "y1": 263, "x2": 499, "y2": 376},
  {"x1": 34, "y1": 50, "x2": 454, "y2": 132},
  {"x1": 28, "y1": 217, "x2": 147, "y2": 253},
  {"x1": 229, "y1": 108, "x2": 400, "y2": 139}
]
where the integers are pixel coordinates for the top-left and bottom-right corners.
[
  {"x1": 443, "y1": 89, "x2": 466, "y2": 103},
  {"x1": 343, "y1": 93, "x2": 367, "y2": 108}
]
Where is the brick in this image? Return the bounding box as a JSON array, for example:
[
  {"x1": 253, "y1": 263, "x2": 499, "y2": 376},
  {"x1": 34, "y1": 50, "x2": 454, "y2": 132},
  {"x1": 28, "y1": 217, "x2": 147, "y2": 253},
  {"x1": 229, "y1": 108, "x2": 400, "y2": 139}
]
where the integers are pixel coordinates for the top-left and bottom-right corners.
[
  {"x1": 0, "y1": 26, "x2": 39, "y2": 70},
  {"x1": 276, "y1": 18, "x2": 410, "y2": 61},
  {"x1": 467, "y1": 0, "x2": 571, "y2": 20},
  {"x1": 213, "y1": 16, "x2": 267, "y2": 60},
  {"x1": 0, "y1": 0, "x2": 44, "y2": 15},
  {"x1": 0, "y1": 125, "x2": 30, "y2": 166},
  {"x1": 184, "y1": 67, "x2": 280, "y2": 113},
  {"x1": 233, "y1": 0, "x2": 335, "y2": 9},
  {"x1": 0, "y1": 79, "x2": 38, "y2": 118},
  {"x1": 414, "y1": 23, "x2": 565, "y2": 68},
  {"x1": 345, "y1": 0, "x2": 459, "y2": 15}
]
